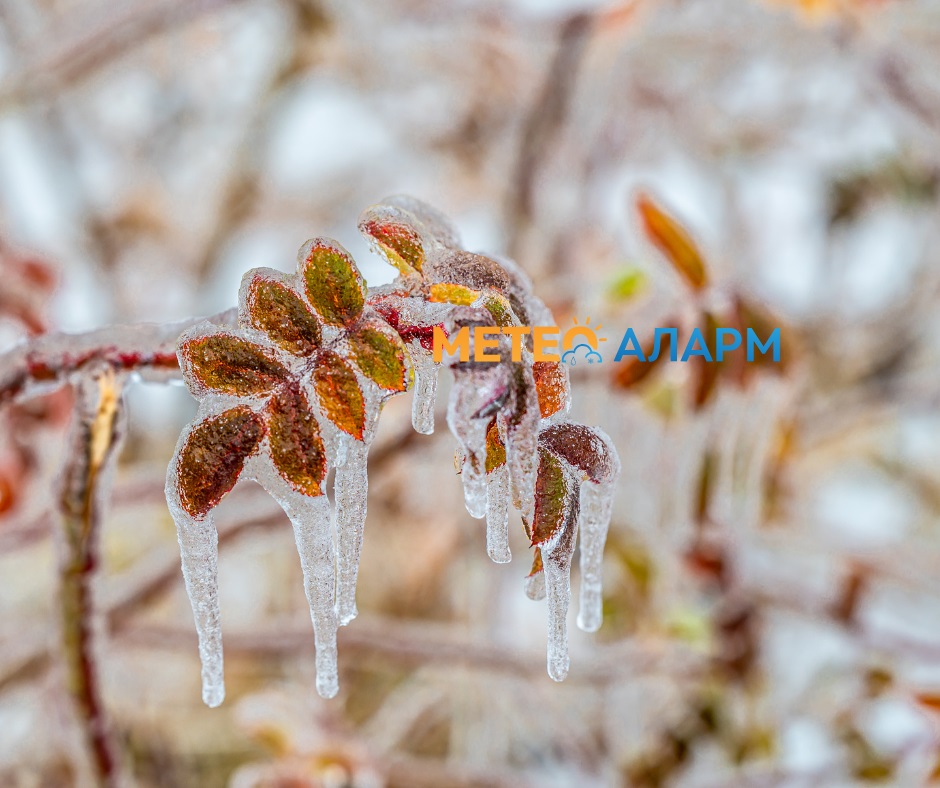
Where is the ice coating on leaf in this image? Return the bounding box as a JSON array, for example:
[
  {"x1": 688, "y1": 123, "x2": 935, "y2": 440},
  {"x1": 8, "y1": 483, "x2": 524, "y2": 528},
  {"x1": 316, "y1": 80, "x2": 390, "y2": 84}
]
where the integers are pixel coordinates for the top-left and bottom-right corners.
[
  {"x1": 533, "y1": 361, "x2": 570, "y2": 420},
  {"x1": 240, "y1": 270, "x2": 321, "y2": 356},
  {"x1": 499, "y1": 364, "x2": 539, "y2": 525},
  {"x1": 525, "y1": 548, "x2": 546, "y2": 600},
  {"x1": 447, "y1": 363, "x2": 512, "y2": 519},
  {"x1": 312, "y1": 351, "x2": 367, "y2": 440},
  {"x1": 300, "y1": 238, "x2": 366, "y2": 326},
  {"x1": 346, "y1": 316, "x2": 410, "y2": 393},
  {"x1": 409, "y1": 342, "x2": 438, "y2": 434},
  {"x1": 334, "y1": 440, "x2": 369, "y2": 626},
  {"x1": 265, "y1": 384, "x2": 326, "y2": 497},
  {"x1": 175, "y1": 406, "x2": 265, "y2": 518},
  {"x1": 180, "y1": 328, "x2": 288, "y2": 398}
]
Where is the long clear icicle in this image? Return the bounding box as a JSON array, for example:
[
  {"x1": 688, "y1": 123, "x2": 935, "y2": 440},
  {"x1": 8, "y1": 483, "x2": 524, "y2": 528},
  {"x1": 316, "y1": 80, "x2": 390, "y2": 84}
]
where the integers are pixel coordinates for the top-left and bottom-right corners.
[
  {"x1": 485, "y1": 465, "x2": 510, "y2": 563},
  {"x1": 410, "y1": 342, "x2": 438, "y2": 435},
  {"x1": 576, "y1": 479, "x2": 617, "y2": 633},
  {"x1": 334, "y1": 440, "x2": 370, "y2": 626},
  {"x1": 169, "y1": 505, "x2": 225, "y2": 707},
  {"x1": 543, "y1": 534, "x2": 577, "y2": 682},
  {"x1": 276, "y1": 490, "x2": 339, "y2": 698}
]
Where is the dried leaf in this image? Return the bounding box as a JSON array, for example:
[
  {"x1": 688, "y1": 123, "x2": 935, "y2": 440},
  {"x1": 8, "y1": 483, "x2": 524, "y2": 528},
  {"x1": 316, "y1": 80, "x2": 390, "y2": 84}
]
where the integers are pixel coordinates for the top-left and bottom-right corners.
[
  {"x1": 243, "y1": 274, "x2": 321, "y2": 356},
  {"x1": 181, "y1": 334, "x2": 288, "y2": 396},
  {"x1": 347, "y1": 318, "x2": 410, "y2": 392},
  {"x1": 312, "y1": 351, "x2": 366, "y2": 439},
  {"x1": 177, "y1": 406, "x2": 265, "y2": 518},
  {"x1": 532, "y1": 361, "x2": 568, "y2": 419},
  {"x1": 301, "y1": 239, "x2": 366, "y2": 326},
  {"x1": 637, "y1": 193, "x2": 709, "y2": 290}
]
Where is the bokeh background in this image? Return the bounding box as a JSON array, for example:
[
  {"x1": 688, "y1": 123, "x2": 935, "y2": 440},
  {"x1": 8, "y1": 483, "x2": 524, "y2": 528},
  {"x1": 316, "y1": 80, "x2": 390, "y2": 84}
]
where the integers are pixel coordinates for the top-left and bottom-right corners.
[{"x1": 3, "y1": 0, "x2": 940, "y2": 785}]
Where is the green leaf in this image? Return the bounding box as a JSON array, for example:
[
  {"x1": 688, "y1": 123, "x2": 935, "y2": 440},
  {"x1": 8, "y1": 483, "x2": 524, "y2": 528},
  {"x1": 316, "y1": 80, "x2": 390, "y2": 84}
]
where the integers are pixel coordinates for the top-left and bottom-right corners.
[
  {"x1": 176, "y1": 406, "x2": 265, "y2": 518},
  {"x1": 359, "y1": 214, "x2": 425, "y2": 275},
  {"x1": 180, "y1": 333, "x2": 288, "y2": 396},
  {"x1": 300, "y1": 238, "x2": 366, "y2": 326},
  {"x1": 347, "y1": 318, "x2": 410, "y2": 392},
  {"x1": 243, "y1": 273, "x2": 321, "y2": 356}
]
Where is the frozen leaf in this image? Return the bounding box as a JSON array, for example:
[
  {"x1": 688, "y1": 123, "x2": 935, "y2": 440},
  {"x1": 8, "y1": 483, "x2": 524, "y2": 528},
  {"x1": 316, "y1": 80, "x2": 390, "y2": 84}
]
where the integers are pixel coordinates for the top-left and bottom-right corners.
[
  {"x1": 428, "y1": 282, "x2": 481, "y2": 306},
  {"x1": 181, "y1": 333, "x2": 288, "y2": 397},
  {"x1": 499, "y1": 364, "x2": 539, "y2": 523},
  {"x1": 312, "y1": 351, "x2": 366, "y2": 439},
  {"x1": 484, "y1": 418, "x2": 506, "y2": 472},
  {"x1": 528, "y1": 448, "x2": 579, "y2": 546},
  {"x1": 301, "y1": 239, "x2": 366, "y2": 326},
  {"x1": 265, "y1": 384, "x2": 327, "y2": 497},
  {"x1": 176, "y1": 406, "x2": 265, "y2": 518},
  {"x1": 242, "y1": 272, "x2": 321, "y2": 356},
  {"x1": 524, "y1": 547, "x2": 546, "y2": 600},
  {"x1": 358, "y1": 214, "x2": 426, "y2": 275},
  {"x1": 347, "y1": 318, "x2": 410, "y2": 392},
  {"x1": 538, "y1": 422, "x2": 618, "y2": 484},
  {"x1": 636, "y1": 192, "x2": 709, "y2": 290},
  {"x1": 481, "y1": 292, "x2": 517, "y2": 327},
  {"x1": 532, "y1": 361, "x2": 570, "y2": 419}
]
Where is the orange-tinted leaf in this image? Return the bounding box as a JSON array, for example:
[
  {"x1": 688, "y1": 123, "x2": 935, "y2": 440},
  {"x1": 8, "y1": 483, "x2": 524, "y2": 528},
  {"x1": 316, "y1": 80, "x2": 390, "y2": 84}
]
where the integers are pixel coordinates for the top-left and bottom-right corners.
[
  {"x1": 347, "y1": 318, "x2": 410, "y2": 392},
  {"x1": 529, "y1": 447, "x2": 579, "y2": 546},
  {"x1": 360, "y1": 218, "x2": 425, "y2": 275},
  {"x1": 300, "y1": 239, "x2": 366, "y2": 326},
  {"x1": 181, "y1": 333, "x2": 288, "y2": 396},
  {"x1": 177, "y1": 406, "x2": 265, "y2": 518},
  {"x1": 485, "y1": 419, "x2": 506, "y2": 473},
  {"x1": 313, "y1": 351, "x2": 366, "y2": 439},
  {"x1": 528, "y1": 546, "x2": 544, "y2": 577},
  {"x1": 266, "y1": 383, "x2": 326, "y2": 496},
  {"x1": 637, "y1": 193, "x2": 709, "y2": 290},
  {"x1": 243, "y1": 274, "x2": 321, "y2": 356},
  {"x1": 532, "y1": 361, "x2": 569, "y2": 419},
  {"x1": 428, "y1": 282, "x2": 480, "y2": 306}
]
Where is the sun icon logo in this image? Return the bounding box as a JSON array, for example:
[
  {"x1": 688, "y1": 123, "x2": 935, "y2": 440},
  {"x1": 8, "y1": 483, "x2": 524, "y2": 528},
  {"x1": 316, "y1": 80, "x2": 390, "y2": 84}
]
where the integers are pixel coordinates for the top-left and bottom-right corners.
[{"x1": 560, "y1": 317, "x2": 607, "y2": 366}]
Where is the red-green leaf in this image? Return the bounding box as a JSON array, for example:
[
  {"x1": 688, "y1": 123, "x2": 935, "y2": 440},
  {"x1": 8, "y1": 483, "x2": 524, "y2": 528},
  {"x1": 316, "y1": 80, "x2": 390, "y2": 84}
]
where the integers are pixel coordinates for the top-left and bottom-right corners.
[
  {"x1": 312, "y1": 351, "x2": 366, "y2": 439},
  {"x1": 265, "y1": 383, "x2": 326, "y2": 496},
  {"x1": 300, "y1": 239, "x2": 366, "y2": 326},
  {"x1": 176, "y1": 406, "x2": 265, "y2": 518},
  {"x1": 347, "y1": 318, "x2": 410, "y2": 392},
  {"x1": 180, "y1": 333, "x2": 288, "y2": 396},
  {"x1": 243, "y1": 273, "x2": 321, "y2": 356},
  {"x1": 529, "y1": 447, "x2": 579, "y2": 546},
  {"x1": 359, "y1": 216, "x2": 425, "y2": 275},
  {"x1": 636, "y1": 192, "x2": 709, "y2": 290},
  {"x1": 528, "y1": 546, "x2": 544, "y2": 577}
]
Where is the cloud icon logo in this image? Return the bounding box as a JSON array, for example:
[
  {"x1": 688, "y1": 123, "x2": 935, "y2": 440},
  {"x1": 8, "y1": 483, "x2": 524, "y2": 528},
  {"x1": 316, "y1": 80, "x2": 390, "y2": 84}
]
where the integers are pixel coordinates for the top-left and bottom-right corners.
[{"x1": 561, "y1": 343, "x2": 603, "y2": 366}]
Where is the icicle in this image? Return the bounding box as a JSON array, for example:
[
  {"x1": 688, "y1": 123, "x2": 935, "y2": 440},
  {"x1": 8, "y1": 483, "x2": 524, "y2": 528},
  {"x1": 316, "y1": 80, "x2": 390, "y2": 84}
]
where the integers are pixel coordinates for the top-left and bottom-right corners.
[
  {"x1": 543, "y1": 533, "x2": 577, "y2": 682},
  {"x1": 499, "y1": 367, "x2": 539, "y2": 524},
  {"x1": 410, "y1": 341, "x2": 438, "y2": 435},
  {"x1": 576, "y1": 479, "x2": 617, "y2": 633},
  {"x1": 334, "y1": 440, "x2": 370, "y2": 626},
  {"x1": 485, "y1": 465, "x2": 510, "y2": 563},
  {"x1": 275, "y1": 490, "x2": 339, "y2": 698},
  {"x1": 168, "y1": 504, "x2": 225, "y2": 707},
  {"x1": 524, "y1": 570, "x2": 545, "y2": 600}
]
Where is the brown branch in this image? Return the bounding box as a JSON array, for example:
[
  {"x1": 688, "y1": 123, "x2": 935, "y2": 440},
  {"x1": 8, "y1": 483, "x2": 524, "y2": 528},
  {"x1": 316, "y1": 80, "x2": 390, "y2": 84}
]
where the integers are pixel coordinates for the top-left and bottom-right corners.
[{"x1": 55, "y1": 367, "x2": 128, "y2": 786}]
